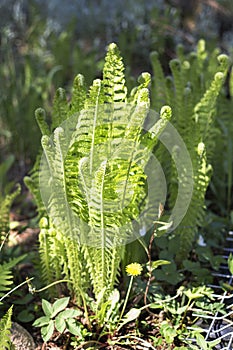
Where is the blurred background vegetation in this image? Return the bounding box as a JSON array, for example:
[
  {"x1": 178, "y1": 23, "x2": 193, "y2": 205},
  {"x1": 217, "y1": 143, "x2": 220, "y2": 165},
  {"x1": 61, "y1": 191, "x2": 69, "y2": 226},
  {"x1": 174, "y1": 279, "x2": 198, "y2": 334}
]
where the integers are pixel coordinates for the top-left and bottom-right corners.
[{"x1": 0, "y1": 0, "x2": 233, "y2": 180}]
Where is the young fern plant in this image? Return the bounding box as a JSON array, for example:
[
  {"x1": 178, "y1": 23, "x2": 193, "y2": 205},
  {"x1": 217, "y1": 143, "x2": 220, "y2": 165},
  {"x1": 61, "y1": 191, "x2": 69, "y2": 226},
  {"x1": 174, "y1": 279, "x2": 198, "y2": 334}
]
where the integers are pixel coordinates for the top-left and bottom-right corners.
[
  {"x1": 26, "y1": 43, "x2": 171, "y2": 317},
  {"x1": 151, "y1": 39, "x2": 229, "y2": 263},
  {"x1": 211, "y1": 66, "x2": 233, "y2": 216},
  {"x1": 0, "y1": 156, "x2": 21, "y2": 245},
  {"x1": 0, "y1": 241, "x2": 27, "y2": 349},
  {"x1": 0, "y1": 306, "x2": 13, "y2": 350}
]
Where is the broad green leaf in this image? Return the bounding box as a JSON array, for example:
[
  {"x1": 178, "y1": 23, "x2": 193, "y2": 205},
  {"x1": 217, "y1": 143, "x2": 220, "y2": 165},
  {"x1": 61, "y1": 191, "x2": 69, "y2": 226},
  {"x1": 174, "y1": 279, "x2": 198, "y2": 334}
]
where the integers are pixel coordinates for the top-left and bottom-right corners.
[
  {"x1": 57, "y1": 309, "x2": 81, "y2": 319},
  {"x1": 33, "y1": 316, "x2": 50, "y2": 327},
  {"x1": 55, "y1": 316, "x2": 66, "y2": 333},
  {"x1": 42, "y1": 299, "x2": 53, "y2": 317},
  {"x1": 17, "y1": 310, "x2": 35, "y2": 323},
  {"x1": 66, "y1": 318, "x2": 82, "y2": 336},
  {"x1": 41, "y1": 320, "x2": 54, "y2": 342},
  {"x1": 51, "y1": 297, "x2": 70, "y2": 318}
]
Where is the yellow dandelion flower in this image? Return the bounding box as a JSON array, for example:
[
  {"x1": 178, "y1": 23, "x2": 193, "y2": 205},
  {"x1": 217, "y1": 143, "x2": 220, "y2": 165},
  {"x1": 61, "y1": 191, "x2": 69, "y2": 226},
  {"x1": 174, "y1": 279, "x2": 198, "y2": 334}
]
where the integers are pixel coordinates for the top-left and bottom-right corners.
[{"x1": 125, "y1": 263, "x2": 143, "y2": 277}]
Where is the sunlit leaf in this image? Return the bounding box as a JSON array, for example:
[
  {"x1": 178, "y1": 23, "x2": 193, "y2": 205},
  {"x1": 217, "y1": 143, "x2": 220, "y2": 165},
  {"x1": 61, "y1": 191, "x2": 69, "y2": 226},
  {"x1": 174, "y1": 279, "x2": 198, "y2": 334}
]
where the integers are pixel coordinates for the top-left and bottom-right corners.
[
  {"x1": 41, "y1": 320, "x2": 54, "y2": 342},
  {"x1": 51, "y1": 297, "x2": 70, "y2": 318},
  {"x1": 42, "y1": 299, "x2": 53, "y2": 317}
]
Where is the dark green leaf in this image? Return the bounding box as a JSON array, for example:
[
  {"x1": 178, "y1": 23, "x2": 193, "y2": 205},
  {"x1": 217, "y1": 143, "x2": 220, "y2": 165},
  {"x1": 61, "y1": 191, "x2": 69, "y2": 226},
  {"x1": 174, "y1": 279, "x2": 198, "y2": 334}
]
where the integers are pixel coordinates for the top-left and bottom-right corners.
[{"x1": 17, "y1": 310, "x2": 35, "y2": 323}]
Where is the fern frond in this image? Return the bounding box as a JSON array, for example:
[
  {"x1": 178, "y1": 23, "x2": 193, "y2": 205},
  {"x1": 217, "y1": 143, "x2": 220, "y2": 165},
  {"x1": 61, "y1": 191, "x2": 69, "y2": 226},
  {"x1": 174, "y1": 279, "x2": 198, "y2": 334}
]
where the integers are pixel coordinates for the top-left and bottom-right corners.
[
  {"x1": 103, "y1": 43, "x2": 127, "y2": 103},
  {"x1": 24, "y1": 155, "x2": 46, "y2": 219},
  {"x1": 151, "y1": 40, "x2": 229, "y2": 260},
  {"x1": 69, "y1": 74, "x2": 87, "y2": 116},
  {"x1": 0, "y1": 255, "x2": 26, "y2": 297},
  {"x1": 174, "y1": 143, "x2": 211, "y2": 263},
  {"x1": 35, "y1": 108, "x2": 50, "y2": 136},
  {"x1": 0, "y1": 306, "x2": 13, "y2": 350},
  {"x1": 40, "y1": 127, "x2": 88, "y2": 300},
  {"x1": 129, "y1": 72, "x2": 151, "y2": 104},
  {"x1": 38, "y1": 217, "x2": 58, "y2": 289},
  {"x1": 0, "y1": 184, "x2": 21, "y2": 244},
  {"x1": 51, "y1": 87, "x2": 69, "y2": 130},
  {"x1": 150, "y1": 51, "x2": 171, "y2": 109},
  {"x1": 194, "y1": 72, "x2": 225, "y2": 160}
]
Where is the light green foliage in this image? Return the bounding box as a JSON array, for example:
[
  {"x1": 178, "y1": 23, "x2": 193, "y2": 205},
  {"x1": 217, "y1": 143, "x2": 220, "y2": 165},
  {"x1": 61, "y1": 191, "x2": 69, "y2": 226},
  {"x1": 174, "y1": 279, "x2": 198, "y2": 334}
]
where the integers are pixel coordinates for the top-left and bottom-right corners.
[
  {"x1": 211, "y1": 66, "x2": 233, "y2": 216},
  {"x1": 151, "y1": 40, "x2": 230, "y2": 262},
  {"x1": 0, "y1": 255, "x2": 26, "y2": 300},
  {"x1": 26, "y1": 43, "x2": 171, "y2": 319},
  {"x1": 0, "y1": 246, "x2": 26, "y2": 350},
  {"x1": 228, "y1": 253, "x2": 233, "y2": 275},
  {"x1": 150, "y1": 285, "x2": 223, "y2": 349},
  {"x1": 0, "y1": 306, "x2": 13, "y2": 350},
  {"x1": 33, "y1": 297, "x2": 82, "y2": 342}
]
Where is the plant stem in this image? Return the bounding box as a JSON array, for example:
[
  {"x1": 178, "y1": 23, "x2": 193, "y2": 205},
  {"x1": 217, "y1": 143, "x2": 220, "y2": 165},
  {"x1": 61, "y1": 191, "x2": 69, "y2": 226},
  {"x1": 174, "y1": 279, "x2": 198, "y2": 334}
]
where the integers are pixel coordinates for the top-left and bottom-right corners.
[
  {"x1": 0, "y1": 277, "x2": 34, "y2": 302},
  {"x1": 144, "y1": 204, "x2": 164, "y2": 309},
  {"x1": 118, "y1": 275, "x2": 134, "y2": 324},
  {"x1": 27, "y1": 278, "x2": 71, "y2": 293}
]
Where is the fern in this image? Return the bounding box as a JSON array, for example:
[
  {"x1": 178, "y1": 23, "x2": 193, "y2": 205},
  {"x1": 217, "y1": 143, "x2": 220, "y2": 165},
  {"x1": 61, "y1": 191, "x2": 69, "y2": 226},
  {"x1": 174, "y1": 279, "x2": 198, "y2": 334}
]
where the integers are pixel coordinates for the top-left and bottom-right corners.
[
  {"x1": 0, "y1": 306, "x2": 13, "y2": 350},
  {"x1": 0, "y1": 255, "x2": 26, "y2": 298},
  {"x1": 69, "y1": 74, "x2": 87, "y2": 116},
  {"x1": 38, "y1": 218, "x2": 60, "y2": 290},
  {"x1": 0, "y1": 254, "x2": 26, "y2": 350},
  {"x1": 27, "y1": 42, "x2": 171, "y2": 314},
  {"x1": 151, "y1": 40, "x2": 230, "y2": 262},
  {"x1": 102, "y1": 43, "x2": 127, "y2": 103},
  {"x1": 211, "y1": 65, "x2": 233, "y2": 215},
  {"x1": 173, "y1": 143, "x2": 212, "y2": 263},
  {"x1": 0, "y1": 185, "x2": 21, "y2": 245}
]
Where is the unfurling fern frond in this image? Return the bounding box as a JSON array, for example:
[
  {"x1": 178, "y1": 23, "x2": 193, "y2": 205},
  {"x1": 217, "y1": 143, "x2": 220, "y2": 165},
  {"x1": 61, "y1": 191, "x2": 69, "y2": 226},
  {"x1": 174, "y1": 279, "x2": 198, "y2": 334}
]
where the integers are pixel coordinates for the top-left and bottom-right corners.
[
  {"x1": 51, "y1": 87, "x2": 69, "y2": 130},
  {"x1": 0, "y1": 306, "x2": 13, "y2": 350},
  {"x1": 102, "y1": 43, "x2": 127, "y2": 104},
  {"x1": 194, "y1": 72, "x2": 226, "y2": 161},
  {"x1": 69, "y1": 74, "x2": 87, "y2": 116}
]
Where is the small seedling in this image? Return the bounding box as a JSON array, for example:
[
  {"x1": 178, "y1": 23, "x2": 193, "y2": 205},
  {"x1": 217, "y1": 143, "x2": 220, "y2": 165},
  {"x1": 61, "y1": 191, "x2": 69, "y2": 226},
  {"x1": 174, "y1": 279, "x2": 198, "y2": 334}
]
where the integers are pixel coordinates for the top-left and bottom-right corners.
[{"x1": 33, "y1": 297, "x2": 82, "y2": 342}]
